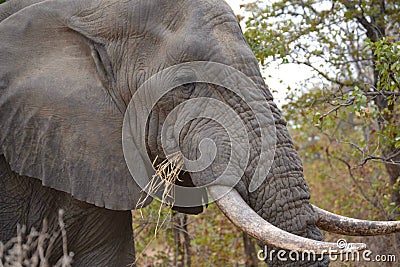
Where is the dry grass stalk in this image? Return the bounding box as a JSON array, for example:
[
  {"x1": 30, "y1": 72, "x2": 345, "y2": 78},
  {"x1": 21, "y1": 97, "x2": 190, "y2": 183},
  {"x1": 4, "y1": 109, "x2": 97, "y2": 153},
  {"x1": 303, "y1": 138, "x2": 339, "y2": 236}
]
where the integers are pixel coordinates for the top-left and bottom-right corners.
[
  {"x1": 136, "y1": 152, "x2": 185, "y2": 236},
  {"x1": 0, "y1": 210, "x2": 73, "y2": 267}
]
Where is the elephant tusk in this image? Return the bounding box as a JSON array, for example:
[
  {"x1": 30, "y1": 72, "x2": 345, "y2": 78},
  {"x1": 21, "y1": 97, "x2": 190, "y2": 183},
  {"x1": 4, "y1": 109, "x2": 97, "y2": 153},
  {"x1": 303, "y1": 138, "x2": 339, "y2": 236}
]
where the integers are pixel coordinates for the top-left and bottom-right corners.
[
  {"x1": 313, "y1": 205, "x2": 400, "y2": 236},
  {"x1": 208, "y1": 185, "x2": 366, "y2": 254}
]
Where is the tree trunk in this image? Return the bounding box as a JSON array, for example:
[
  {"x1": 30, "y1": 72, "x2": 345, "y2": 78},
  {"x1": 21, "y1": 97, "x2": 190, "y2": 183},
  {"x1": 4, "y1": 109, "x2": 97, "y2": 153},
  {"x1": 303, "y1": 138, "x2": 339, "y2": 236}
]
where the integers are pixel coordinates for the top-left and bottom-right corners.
[
  {"x1": 173, "y1": 212, "x2": 191, "y2": 267},
  {"x1": 242, "y1": 232, "x2": 258, "y2": 267},
  {"x1": 361, "y1": 8, "x2": 400, "y2": 218}
]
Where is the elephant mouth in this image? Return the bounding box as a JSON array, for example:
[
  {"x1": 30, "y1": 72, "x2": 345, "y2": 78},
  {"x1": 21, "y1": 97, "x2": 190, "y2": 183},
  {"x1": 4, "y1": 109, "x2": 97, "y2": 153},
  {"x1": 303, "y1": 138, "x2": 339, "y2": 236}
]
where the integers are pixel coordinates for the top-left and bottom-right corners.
[{"x1": 207, "y1": 185, "x2": 400, "y2": 255}]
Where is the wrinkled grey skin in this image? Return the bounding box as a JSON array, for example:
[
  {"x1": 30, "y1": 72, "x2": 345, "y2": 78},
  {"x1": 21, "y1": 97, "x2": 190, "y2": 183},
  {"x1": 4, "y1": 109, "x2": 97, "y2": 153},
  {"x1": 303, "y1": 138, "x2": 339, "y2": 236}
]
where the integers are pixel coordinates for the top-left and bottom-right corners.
[{"x1": 0, "y1": 0, "x2": 328, "y2": 266}]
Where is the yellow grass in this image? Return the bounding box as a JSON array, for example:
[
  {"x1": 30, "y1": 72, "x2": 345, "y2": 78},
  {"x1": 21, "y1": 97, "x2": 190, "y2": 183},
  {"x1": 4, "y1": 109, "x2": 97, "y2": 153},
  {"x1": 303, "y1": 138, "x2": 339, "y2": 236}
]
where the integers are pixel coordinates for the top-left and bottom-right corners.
[{"x1": 136, "y1": 152, "x2": 184, "y2": 236}]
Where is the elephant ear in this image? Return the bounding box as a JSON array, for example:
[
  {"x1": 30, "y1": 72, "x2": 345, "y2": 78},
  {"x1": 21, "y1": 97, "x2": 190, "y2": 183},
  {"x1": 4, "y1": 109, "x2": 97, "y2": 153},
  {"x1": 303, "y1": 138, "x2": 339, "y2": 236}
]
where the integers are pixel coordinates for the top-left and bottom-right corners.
[{"x1": 0, "y1": 0, "x2": 152, "y2": 210}]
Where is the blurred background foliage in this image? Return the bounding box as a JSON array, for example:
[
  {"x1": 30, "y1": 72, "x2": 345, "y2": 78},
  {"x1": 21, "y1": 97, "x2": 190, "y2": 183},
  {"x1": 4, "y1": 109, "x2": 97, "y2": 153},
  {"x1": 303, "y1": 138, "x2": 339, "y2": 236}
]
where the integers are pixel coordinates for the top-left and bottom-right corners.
[
  {"x1": 132, "y1": 204, "x2": 250, "y2": 267},
  {"x1": 244, "y1": 0, "x2": 399, "y2": 242}
]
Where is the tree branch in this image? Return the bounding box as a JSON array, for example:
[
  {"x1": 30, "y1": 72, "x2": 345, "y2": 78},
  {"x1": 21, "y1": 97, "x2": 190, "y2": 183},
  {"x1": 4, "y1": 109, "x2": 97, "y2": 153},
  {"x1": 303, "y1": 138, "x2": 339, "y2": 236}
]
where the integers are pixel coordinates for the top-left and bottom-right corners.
[{"x1": 329, "y1": 153, "x2": 380, "y2": 209}]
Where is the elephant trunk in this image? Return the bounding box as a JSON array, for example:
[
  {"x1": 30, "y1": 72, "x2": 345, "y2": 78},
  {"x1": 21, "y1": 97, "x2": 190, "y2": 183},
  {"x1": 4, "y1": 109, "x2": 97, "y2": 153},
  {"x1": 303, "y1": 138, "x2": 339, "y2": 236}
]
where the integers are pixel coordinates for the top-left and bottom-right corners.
[
  {"x1": 238, "y1": 102, "x2": 333, "y2": 266},
  {"x1": 202, "y1": 55, "x2": 336, "y2": 265}
]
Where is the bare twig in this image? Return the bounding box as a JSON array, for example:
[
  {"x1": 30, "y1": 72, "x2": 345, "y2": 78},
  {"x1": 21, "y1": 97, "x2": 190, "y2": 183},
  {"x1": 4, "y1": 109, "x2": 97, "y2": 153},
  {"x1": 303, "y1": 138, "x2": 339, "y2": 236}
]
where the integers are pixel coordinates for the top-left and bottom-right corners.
[
  {"x1": 357, "y1": 150, "x2": 400, "y2": 168},
  {"x1": 0, "y1": 210, "x2": 73, "y2": 267},
  {"x1": 319, "y1": 97, "x2": 355, "y2": 120},
  {"x1": 326, "y1": 149, "x2": 378, "y2": 208}
]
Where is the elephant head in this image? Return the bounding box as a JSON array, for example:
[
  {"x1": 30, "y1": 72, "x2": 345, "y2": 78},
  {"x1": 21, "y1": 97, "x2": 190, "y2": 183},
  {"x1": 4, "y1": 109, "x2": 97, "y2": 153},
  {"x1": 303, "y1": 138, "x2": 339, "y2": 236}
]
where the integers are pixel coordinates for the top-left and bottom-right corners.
[{"x1": 1, "y1": 0, "x2": 399, "y2": 266}]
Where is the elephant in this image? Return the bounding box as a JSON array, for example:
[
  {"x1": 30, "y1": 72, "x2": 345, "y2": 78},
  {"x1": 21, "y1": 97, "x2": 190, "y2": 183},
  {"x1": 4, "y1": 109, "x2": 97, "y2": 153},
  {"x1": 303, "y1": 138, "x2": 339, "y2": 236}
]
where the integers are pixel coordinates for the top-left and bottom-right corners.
[{"x1": 1, "y1": 0, "x2": 400, "y2": 266}]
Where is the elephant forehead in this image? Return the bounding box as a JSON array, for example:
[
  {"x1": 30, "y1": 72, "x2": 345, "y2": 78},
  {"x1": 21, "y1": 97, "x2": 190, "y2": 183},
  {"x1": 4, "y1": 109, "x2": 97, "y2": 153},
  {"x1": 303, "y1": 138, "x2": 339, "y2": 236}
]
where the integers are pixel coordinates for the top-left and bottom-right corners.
[
  {"x1": 144, "y1": 2, "x2": 241, "y2": 62},
  {"x1": 103, "y1": 0, "x2": 237, "y2": 39}
]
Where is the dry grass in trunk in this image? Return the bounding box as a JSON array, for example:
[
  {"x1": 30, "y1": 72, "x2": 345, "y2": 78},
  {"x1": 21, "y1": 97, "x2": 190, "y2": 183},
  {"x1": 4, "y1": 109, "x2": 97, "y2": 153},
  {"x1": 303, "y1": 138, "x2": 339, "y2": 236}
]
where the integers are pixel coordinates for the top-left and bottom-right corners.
[
  {"x1": 0, "y1": 210, "x2": 73, "y2": 267},
  {"x1": 136, "y1": 152, "x2": 185, "y2": 236}
]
